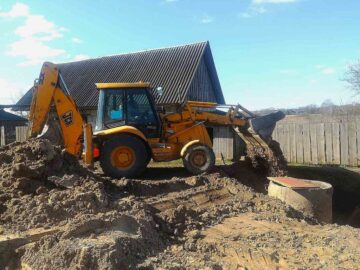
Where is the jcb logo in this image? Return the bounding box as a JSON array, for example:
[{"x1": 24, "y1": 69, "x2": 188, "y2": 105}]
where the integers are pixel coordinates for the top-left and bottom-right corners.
[{"x1": 61, "y1": 111, "x2": 73, "y2": 126}]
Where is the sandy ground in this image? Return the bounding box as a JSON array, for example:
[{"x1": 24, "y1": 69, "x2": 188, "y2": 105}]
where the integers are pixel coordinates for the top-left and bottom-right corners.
[{"x1": 0, "y1": 139, "x2": 360, "y2": 269}]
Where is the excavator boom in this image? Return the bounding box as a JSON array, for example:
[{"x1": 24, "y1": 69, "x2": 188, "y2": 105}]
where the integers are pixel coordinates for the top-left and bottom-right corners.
[{"x1": 29, "y1": 62, "x2": 88, "y2": 157}]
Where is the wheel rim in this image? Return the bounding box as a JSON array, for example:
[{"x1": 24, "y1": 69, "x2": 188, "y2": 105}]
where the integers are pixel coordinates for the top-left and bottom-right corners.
[
  {"x1": 110, "y1": 146, "x2": 136, "y2": 170},
  {"x1": 190, "y1": 150, "x2": 207, "y2": 167}
]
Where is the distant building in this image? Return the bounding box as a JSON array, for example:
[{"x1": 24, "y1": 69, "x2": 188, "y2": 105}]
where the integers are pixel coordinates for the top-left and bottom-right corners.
[
  {"x1": 15, "y1": 41, "x2": 240, "y2": 159},
  {"x1": 0, "y1": 109, "x2": 27, "y2": 146}
]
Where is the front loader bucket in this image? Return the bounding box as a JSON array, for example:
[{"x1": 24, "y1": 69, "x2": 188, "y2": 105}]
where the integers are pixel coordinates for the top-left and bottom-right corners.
[
  {"x1": 249, "y1": 111, "x2": 285, "y2": 143},
  {"x1": 233, "y1": 111, "x2": 287, "y2": 176}
]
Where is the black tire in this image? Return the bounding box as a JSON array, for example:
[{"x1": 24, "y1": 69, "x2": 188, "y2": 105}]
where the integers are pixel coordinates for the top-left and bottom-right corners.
[
  {"x1": 182, "y1": 144, "x2": 215, "y2": 175},
  {"x1": 99, "y1": 134, "x2": 148, "y2": 178}
]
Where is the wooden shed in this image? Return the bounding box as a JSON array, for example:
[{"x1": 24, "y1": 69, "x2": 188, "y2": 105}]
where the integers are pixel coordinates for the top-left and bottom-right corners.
[{"x1": 0, "y1": 109, "x2": 27, "y2": 146}]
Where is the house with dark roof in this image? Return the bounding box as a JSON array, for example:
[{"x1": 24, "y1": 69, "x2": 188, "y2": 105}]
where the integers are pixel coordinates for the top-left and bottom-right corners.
[
  {"x1": 0, "y1": 109, "x2": 27, "y2": 146},
  {"x1": 16, "y1": 41, "x2": 239, "y2": 159}
]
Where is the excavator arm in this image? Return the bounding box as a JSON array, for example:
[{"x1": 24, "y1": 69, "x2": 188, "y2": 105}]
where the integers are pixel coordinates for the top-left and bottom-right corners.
[{"x1": 29, "y1": 62, "x2": 89, "y2": 157}]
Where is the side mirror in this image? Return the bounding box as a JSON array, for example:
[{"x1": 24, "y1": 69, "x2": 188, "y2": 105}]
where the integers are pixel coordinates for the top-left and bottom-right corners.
[{"x1": 156, "y1": 86, "x2": 163, "y2": 97}]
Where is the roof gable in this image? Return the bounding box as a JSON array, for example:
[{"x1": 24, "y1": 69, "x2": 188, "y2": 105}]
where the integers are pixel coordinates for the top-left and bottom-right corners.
[{"x1": 16, "y1": 41, "x2": 224, "y2": 108}]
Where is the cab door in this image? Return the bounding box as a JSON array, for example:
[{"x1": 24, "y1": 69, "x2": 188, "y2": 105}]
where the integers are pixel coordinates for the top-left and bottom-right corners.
[{"x1": 125, "y1": 88, "x2": 161, "y2": 138}]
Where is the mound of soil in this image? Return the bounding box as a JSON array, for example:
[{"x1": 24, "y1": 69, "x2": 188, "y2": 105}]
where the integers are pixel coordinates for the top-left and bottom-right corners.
[{"x1": 1, "y1": 140, "x2": 360, "y2": 270}]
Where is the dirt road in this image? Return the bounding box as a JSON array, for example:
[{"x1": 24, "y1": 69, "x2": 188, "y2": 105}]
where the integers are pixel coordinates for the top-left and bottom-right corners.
[{"x1": 1, "y1": 139, "x2": 359, "y2": 269}]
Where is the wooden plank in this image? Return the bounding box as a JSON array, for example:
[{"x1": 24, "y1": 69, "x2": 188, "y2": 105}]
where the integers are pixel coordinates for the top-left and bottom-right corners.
[
  {"x1": 348, "y1": 121, "x2": 357, "y2": 166},
  {"x1": 356, "y1": 119, "x2": 360, "y2": 166},
  {"x1": 16, "y1": 126, "x2": 29, "y2": 143},
  {"x1": 272, "y1": 125, "x2": 278, "y2": 141},
  {"x1": 277, "y1": 124, "x2": 285, "y2": 158},
  {"x1": 316, "y1": 123, "x2": 326, "y2": 164},
  {"x1": 324, "y1": 123, "x2": 333, "y2": 164},
  {"x1": 0, "y1": 126, "x2": 5, "y2": 146},
  {"x1": 213, "y1": 127, "x2": 221, "y2": 159},
  {"x1": 309, "y1": 123, "x2": 318, "y2": 164},
  {"x1": 340, "y1": 122, "x2": 349, "y2": 165},
  {"x1": 295, "y1": 124, "x2": 304, "y2": 163},
  {"x1": 332, "y1": 123, "x2": 341, "y2": 164},
  {"x1": 302, "y1": 123, "x2": 311, "y2": 163},
  {"x1": 283, "y1": 124, "x2": 291, "y2": 161},
  {"x1": 289, "y1": 124, "x2": 297, "y2": 163}
]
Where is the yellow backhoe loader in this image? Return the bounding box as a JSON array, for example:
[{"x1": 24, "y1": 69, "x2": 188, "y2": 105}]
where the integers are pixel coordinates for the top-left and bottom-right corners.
[{"x1": 29, "y1": 62, "x2": 285, "y2": 178}]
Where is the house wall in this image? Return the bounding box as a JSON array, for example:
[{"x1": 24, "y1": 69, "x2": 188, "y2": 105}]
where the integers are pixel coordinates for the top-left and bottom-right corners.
[
  {"x1": 212, "y1": 126, "x2": 243, "y2": 160},
  {"x1": 187, "y1": 58, "x2": 217, "y2": 103}
]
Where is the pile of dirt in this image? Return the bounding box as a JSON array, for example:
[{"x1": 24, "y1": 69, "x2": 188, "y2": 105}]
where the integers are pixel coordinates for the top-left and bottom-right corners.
[
  {"x1": 0, "y1": 138, "x2": 81, "y2": 196},
  {"x1": 0, "y1": 139, "x2": 108, "y2": 233},
  {"x1": 1, "y1": 140, "x2": 360, "y2": 269},
  {"x1": 0, "y1": 140, "x2": 165, "y2": 269}
]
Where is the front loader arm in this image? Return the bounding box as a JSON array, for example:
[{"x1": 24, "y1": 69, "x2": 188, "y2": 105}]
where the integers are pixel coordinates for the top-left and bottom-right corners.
[
  {"x1": 29, "y1": 62, "x2": 85, "y2": 157},
  {"x1": 163, "y1": 101, "x2": 286, "y2": 176}
]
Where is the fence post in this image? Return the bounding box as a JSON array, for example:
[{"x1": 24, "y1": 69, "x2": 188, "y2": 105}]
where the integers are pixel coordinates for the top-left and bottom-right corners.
[{"x1": 0, "y1": 126, "x2": 5, "y2": 146}]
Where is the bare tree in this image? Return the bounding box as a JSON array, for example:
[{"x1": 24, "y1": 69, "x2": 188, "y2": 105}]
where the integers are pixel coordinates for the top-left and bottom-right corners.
[{"x1": 344, "y1": 60, "x2": 360, "y2": 94}]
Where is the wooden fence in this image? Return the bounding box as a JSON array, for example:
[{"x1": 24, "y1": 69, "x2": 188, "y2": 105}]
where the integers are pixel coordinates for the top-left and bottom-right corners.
[
  {"x1": 8, "y1": 114, "x2": 360, "y2": 167},
  {"x1": 273, "y1": 114, "x2": 360, "y2": 166},
  {"x1": 16, "y1": 126, "x2": 29, "y2": 143}
]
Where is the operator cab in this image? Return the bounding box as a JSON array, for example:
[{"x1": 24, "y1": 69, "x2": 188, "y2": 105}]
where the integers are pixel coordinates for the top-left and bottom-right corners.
[{"x1": 95, "y1": 82, "x2": 161, "y2": 138}]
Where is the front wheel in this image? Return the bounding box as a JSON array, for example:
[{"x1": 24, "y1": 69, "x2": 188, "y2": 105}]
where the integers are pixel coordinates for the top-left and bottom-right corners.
[
  {"x1": 99, "y1": 134, "x2": 149, "y2": 178},
  {"x1": 182, "y1": 144, "x2": 215, "y2": 175}
]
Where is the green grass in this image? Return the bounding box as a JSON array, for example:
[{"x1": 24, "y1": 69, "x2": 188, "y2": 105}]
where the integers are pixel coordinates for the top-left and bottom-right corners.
[{"x1": 148, "y1": 158, "x2": 233, "y2": 168}]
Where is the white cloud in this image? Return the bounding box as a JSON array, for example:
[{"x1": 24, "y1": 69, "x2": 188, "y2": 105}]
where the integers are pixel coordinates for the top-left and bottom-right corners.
[
  {"x1": 14, "y1": 14, "x2": 66, "y2": 42},
  {"x1": 1, "y1": 3, "x2": 66, "y2": 66},
  {"x1": 0, "y1": 78, "x2": 26, "y2": 104},
  {"x1": 321, "y1": 67, "x2": 336, "y2": 75},
  {"x1": 71, "y1": 37, "x2": 83, "y2": 44},
  {"x1": 252, "y1": 0, "x2": 298, "y2": 4},
  {"x1": 73, "y1": 54, "x2": 90, "y2": 61},
  {"x1": 241, "y1": 0, "x2": 296, "y2": 18},
  {"x1": 315, "y1": 65, "x2": 336, "y2": 75},
  {"x1": 240, "y1": 6, "x2": 267, "y2": 18},
  {"x1": 8, "y1": 38, "x2": 65, "y2": 66},
  {"x1": 0, "y1": 3, "x2": 29, "y2": 17},
  {"x1": 200, "y1": 14, "x2": 214, "y2": 24}
]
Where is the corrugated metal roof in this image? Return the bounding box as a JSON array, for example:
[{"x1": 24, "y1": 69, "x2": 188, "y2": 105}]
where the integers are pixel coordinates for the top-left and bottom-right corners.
[
  {"x1": 16, "y1": 41, "x2": 224, "y2": 109},
  {"x1": 0, "y1": 109, "x2": 27, "y2": 122}
]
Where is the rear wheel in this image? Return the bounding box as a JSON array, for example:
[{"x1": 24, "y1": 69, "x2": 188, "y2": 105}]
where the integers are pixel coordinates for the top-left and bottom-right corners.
[
  {"x1": 182, "y1": 144, "x2": 215, "y2": 175},
  {"x1": 100, "y1": 134, "x2": 148, "y2": 178}
]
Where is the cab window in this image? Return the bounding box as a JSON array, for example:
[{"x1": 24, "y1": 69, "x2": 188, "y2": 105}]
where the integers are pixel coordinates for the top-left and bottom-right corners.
[
  {"x1": 104, "y1": 90, "x2": 125, "y2": 126},
  {"x1": 126, "y1": 89, "x2": 157, "y2": 125}
]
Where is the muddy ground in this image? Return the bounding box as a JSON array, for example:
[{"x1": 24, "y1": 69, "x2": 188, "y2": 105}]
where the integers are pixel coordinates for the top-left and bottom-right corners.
[{"x1": 0, "y1": 139, "x2": 360, "y2": 270}]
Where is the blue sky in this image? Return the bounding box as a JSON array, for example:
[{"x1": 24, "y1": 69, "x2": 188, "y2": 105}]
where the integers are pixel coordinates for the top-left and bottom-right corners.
[{"x1": 0, "y1": 0, "x2": 359, "y2": 109}]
